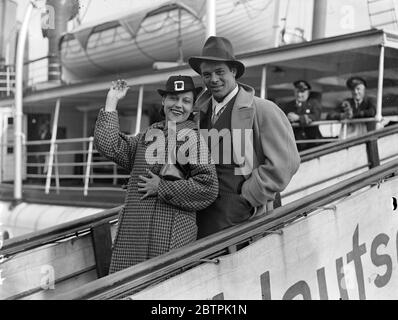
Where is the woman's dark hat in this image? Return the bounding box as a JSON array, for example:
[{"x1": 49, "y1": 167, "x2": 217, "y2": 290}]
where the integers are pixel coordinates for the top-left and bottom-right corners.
[
  {"x1": 157, "y1": 75, "x2": 203, "y2": 97},
  {"x1": 294, "y1": 80, "x2": 311, "y2": 92},
  {"x1": 346, "y1": 76, "x2": 367, "y2": 90},
  {"x1": 188, "y1": 36, "x2": 245, "y2": 79}
]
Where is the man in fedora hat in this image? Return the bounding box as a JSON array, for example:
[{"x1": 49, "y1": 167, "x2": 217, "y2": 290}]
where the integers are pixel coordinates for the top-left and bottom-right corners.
[
  {"x1": 189, "y1": 36, "x2": 300, "y2": 239},
  {"x1": 327, "y1": 76, "x2": 376, "y2": 137},
  {"x1": 280, "y1": 80, "x2": 323, "y2": 151}
]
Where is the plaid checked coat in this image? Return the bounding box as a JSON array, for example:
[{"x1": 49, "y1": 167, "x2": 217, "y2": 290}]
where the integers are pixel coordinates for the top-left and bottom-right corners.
[{"x1": 94, "y1": 109, "x2": 218, "y2": 274}]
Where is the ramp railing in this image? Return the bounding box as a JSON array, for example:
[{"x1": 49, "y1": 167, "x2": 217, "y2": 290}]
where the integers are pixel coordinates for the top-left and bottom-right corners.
[
  {"x1": 54, "y1": 158, "x2": 398, "y2": 300},
  {"x1": 2, "y1": 124, "x2": 398, "y2": 254},
  {"x1": 2, "y1": 124, "x2": 398, "y2": 299}
]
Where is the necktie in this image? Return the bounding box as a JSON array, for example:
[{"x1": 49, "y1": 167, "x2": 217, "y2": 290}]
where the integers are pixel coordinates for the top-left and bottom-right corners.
[{"x1": 211, "y1": 104, "x2": 228, "y2": 125}]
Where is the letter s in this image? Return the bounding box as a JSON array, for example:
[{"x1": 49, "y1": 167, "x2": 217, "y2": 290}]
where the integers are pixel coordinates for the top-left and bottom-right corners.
[{"x1": 371, "y1": 233, "x2": 392, "y2": 288}]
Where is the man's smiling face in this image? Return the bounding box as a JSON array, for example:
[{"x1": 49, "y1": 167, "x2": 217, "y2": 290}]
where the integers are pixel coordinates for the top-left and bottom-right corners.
[{"x1": 200, "y1": 61, "x2": 237, "y2": 102}]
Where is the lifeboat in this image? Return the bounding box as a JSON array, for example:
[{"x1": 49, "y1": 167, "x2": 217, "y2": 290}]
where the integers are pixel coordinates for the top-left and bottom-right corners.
[{"x1": 59, "y1": 0, "x2": 306, "y2": 80}]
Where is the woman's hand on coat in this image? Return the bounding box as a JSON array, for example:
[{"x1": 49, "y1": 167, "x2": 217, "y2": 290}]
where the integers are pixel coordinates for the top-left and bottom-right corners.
[
  {"x1": 137, "y1": 170, "x2": 161, "y2": 200},
  {"x1": 105, "y1": 79, "x2": 130, "y2": 112}
]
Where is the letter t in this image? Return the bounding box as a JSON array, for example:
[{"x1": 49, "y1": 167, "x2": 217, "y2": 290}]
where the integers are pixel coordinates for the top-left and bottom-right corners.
[{"x1": 346, "y1": 225, "x2": 367, "y2": 300}]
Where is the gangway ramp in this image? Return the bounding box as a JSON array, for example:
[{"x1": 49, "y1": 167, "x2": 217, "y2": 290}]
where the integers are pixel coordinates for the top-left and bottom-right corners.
[
  {"x1": 1, "y1": 124, "x2": 398, "y2": 299},
  {"x1": 56, "y1": 159, "x2": 398, "y2": 300}
]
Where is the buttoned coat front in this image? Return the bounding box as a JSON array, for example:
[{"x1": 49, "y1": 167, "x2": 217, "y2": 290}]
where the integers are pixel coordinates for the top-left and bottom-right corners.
[{"x1": 94, "y1": 110, "x2": 218, "y2": 273}]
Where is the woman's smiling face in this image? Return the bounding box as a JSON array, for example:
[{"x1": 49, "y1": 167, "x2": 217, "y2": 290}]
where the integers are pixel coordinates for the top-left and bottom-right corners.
[{"x1": 162, "y1": 91, "x2": 194, "y2": 123}]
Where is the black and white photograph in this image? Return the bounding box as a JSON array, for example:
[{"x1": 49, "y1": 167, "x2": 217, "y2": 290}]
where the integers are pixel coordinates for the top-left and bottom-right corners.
[{"x1": 1, "y1": 0, "x2": 398, "y2": 306}]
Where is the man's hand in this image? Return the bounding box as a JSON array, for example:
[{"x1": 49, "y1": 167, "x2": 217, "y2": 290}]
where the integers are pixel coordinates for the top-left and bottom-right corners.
[
  {"x1": 287, "y1": 112, "x2": 300, "y2": 123},
  {"x1": 342, "y1": 101, "x2": 353, "y2": 119},
  {"x1": 302, "y1": 114, "x2": 312, "y2": 125},
  {"x1": 105, "y1": 79, "x2": 130, "y2": 112},
  {"x1": 137, "y1": 170, "x2": 161, "y2": 200}
]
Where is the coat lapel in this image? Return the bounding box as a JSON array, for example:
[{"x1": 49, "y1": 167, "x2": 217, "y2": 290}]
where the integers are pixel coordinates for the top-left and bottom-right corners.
[
  {"x1": 194, "y1": 85, "x2": 257, "y2": 176},
  {"x1": 231, "y1": 85, "x2": 256, "y2": 177}
]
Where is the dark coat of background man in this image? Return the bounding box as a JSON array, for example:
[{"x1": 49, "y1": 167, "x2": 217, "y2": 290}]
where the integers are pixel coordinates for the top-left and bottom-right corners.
[
  {"x1": 189, "y1": 36, "x2": 301, "y2": 239},
  {"x1": 327, "y1": 76, "x2": 377, "y2": 138},
  {"x1": 280, "y1": 80, "x2": 323, "y2": 151}
]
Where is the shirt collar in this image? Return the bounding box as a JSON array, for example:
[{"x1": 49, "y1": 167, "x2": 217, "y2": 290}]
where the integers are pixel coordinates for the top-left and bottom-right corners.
[{"x1": 212, "y1": 85, "x2": 239, "y2": 114}]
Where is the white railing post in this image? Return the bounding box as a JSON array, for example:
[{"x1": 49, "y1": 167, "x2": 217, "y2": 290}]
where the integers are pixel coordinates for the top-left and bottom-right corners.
[
  {"x1": 260, "y1": 65, "x2": 267, "y2": 99},
  {"x1": 14, "y1": 2, "x2": 34, "y2": 202},
  {"x1": 5, "y1": 43, "x2": 10, "y2": 96},
  {"x1": 45, "y1": 99, "x2": 61, "y2": 194},
  {"x1": 84, "y1": 137, "x2": 94, "y2": 196},
  {"x1": 341, "y1": 122, "x2": 348, "y2": 140},
  {"x1": 376, "y1": 44, "x2": 385, "y2": 130},
  {"x1": 54, "y1": 144, "x2": 60, "y2": 194},
  {"x1": 273, "y1": 0, "x2": 281, "y2": 47},
  {"x1": 206, "y1": 0, "x2": 216, "y2": 38},
  {"x1": 6, "y1": 67, "x2": 10, "y2": 96},
  {"x1": 113, "y1": 164, "x2": 117, "y2": 185},
  {"x1": 134, "y1": 85, "x2": 144, "y2": 136}
]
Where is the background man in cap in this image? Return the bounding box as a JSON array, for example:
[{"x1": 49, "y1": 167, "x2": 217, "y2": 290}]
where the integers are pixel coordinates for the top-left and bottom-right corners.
[
  {"x1": 280, "y1": 80, "x2": 323, "y2": 151},
  {"x1": 327, "y1": 76, "x2": 376, "y2": 137},
  {"x1": 189, "y1": 36, "x2": 300, "y2": 239}
]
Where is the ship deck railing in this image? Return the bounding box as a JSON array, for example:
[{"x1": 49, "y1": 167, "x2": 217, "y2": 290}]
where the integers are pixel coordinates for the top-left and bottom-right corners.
[{"x1": 1, "y1": 118, "x2": 396, "y2": 198}]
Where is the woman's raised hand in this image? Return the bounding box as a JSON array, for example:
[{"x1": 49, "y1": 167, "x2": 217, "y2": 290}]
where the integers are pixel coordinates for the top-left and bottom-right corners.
[{"x1": 105, "y1": 79, "x2": 130, "y2": 112}]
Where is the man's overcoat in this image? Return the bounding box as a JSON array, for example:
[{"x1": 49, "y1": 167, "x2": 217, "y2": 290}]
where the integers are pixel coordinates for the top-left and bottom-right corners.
[{"x1": 194, "y1": 83, "x2": 300, "y2": 237}]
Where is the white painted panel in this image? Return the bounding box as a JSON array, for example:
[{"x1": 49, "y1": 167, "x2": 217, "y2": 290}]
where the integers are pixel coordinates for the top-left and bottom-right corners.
[
  {"x1": 378, "y1": 133, "x2": 398, "y2": 163},
  {"x1": 0, "y1": 223, "x2": 117, "y2": 299},
  {"x1": 284, "y1": 144, "x2": 368, "y2": 196},
  {"x1": 0, "y1": 234, "x2": 96, "y2": 299},
  {"x1": 131, "y1": 176, "x2": 398, "y2": 300},
  {"x1": 283, "y1": 167, "x2": 369, "y2": 205}
]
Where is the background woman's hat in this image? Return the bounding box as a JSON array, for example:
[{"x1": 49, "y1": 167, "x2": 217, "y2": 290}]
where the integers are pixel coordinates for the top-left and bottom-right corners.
[
  {"x1": 157, "y1": 75, "x2": 203, "y2": 96},
  {"x1": 346, "y1": 76, "x2": 367, "y2": 90},
  {"x1": 188, "y1": 36, "x2": 245, "y2": 79}
]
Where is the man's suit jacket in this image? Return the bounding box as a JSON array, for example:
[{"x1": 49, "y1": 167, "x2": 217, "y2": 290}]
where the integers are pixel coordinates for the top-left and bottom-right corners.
[
  {"x1": 194, "y1": 83, "x2": 300, "y2": 216},
  {"x1": 280, "y1": 98, "x2": 323, "y2": 150},
  {"x1": 327, "y1": 96, "x2": 377, "y2": 132}
]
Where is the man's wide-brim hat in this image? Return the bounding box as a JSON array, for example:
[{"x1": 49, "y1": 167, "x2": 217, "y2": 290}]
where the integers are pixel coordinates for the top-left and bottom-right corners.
[
  {"x1": 188, "y1": 36, "x2": 245, "y2": 79},
  {"x1": 157, "y1": 75, "x2": 202, "y2": 96},
  {"x1": 346, "y1": 76, "x2": 367, "y2": 90}
]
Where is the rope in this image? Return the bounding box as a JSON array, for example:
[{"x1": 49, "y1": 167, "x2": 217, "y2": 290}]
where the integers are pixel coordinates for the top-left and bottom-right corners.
[
  {"x1": 241, "y1": 0, "x2": 274, "y2": 20},
  {"x1": 133, "y1": 36, "x2": 158, "y2": 62},
  {"x1": 243, "y1": 0, "x2": 274, "y2": 12},
  {"x1": 216, "y1": 2, "x2": 239, "y2": 18},
  {"x1": 140, "y1": 12, "x2": 172, "y2": 33}
]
